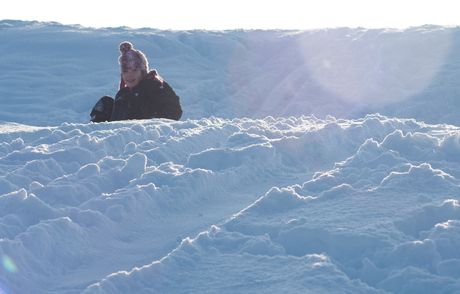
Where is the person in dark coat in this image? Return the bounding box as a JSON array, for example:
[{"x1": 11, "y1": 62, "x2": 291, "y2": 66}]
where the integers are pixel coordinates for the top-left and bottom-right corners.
[{"x1": 90, "y1": 42, "x2": 182, "y2": 122}]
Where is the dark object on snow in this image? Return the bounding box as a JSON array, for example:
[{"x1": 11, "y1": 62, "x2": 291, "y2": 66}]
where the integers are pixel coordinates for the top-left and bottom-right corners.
[
  {"x1": 90, "y1": 70, "x2": 182, "y2": 122},
  {"x1": 110, "y1": 88, "x2": 133, "y2": 121},
  {"x1": 90, "y1": 96, "x2": 114, "y2": 122}
]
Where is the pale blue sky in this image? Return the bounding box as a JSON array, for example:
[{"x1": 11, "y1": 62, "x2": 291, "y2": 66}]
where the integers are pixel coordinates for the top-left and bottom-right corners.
[{"x1": 3, "y1": 0, "x2": 459, "y2": 30}]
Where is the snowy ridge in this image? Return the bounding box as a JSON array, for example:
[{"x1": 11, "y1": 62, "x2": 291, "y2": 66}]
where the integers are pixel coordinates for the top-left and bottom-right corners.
[
  {"x1": 82, "y1": 116, "x2": 460, "y2": 293},
  {"x1": 1, "y1": 20, "x2": 460, "y2": 126},
  {"x1": 1, "y1": 115, "x2": 460, "y2": 293},
  {"x1": 1, "y1": 20, "x2": 460, "y2": 293}
]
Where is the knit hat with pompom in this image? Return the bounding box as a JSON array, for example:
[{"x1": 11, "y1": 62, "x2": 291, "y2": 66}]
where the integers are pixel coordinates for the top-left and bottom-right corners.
[
  {"x1": 118, "y1": 42, "x2": 149, "y2": 73},
  {"x1": 118, "y1": 42, "x2": 149, "y2": 88}
]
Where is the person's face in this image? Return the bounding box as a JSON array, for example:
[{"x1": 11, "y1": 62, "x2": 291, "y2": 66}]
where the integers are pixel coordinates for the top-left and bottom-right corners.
[{"x1": 122, "y1": 68, "x2": 143, "y2": 88}]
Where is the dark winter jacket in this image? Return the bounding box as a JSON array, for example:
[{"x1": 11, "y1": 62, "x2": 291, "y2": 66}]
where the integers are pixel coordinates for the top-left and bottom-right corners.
[
  {"x1": 116, "y1": 70, "x2": 182, "y2": 121},
  {"x1": 90, "y1": 70, "x2": 182, "y2": 122}
]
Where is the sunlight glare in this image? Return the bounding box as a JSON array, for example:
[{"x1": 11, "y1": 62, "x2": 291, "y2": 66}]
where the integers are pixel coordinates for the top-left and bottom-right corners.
[{"x1": 2, "y1": 255, "x2": 17, "y2": 274}]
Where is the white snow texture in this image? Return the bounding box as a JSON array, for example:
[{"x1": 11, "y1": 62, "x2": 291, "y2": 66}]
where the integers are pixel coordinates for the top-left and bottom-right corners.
[{"x1": 1, "y1": 20, "x2": 460, "y2": 293}]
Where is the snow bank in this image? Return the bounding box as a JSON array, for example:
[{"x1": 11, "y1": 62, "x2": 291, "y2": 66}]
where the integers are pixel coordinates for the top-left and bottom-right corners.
[
  {"x1": 1, "y1": 20, "x2": 460, "y2": 293},
  {"x1": 2, "y1": 20, "x2": 460, "y2": 126}
]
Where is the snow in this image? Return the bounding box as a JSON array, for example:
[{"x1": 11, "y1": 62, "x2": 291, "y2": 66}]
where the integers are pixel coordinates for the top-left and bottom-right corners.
[{"x1": 1, "y1": 19, "x2": 460, "y2": 293}]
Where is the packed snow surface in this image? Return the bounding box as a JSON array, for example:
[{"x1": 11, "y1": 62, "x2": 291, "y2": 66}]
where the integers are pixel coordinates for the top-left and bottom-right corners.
[{"x1": 1, "y1": 20, "x2": 460, "y2": 293}]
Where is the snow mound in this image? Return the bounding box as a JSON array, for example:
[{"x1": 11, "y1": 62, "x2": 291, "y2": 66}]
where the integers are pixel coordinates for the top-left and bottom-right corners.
[{"x1": 1, "y1": 20, "x2": 460, "y2": 293}]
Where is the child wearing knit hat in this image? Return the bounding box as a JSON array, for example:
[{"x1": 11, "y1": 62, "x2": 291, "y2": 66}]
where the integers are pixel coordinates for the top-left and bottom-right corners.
[{"x1": 90, "y1": 42, "x2": 182, "y2": 122}]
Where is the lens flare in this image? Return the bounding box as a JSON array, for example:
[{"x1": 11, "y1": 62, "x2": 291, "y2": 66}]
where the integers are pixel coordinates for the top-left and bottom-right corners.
[
  {"x1": 298, "y1": 27, "x2": 453, "y2": 108},
  {"x1": 0, "y1": 282, "x2": 10, "y2": 294},
  {"x1": 2, "y1": 256, "x2": 17, "y2": 274}
]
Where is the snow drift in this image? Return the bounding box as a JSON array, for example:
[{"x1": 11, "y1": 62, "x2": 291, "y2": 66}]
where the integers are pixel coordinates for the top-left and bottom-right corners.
[{"x1": 1, "y1": 20, "x2": 460, "y2": 293}]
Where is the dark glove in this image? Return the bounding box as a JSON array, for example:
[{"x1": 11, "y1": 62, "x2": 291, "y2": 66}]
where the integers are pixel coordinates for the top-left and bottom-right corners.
[{"x1": 90, "y1": 96, "x2": 114, "y2": 122}]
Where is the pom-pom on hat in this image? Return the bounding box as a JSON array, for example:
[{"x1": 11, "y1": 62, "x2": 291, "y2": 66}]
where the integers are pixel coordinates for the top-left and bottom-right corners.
[{"x1": 118, "y1": 41, "x2": 149, "y2": 74}]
